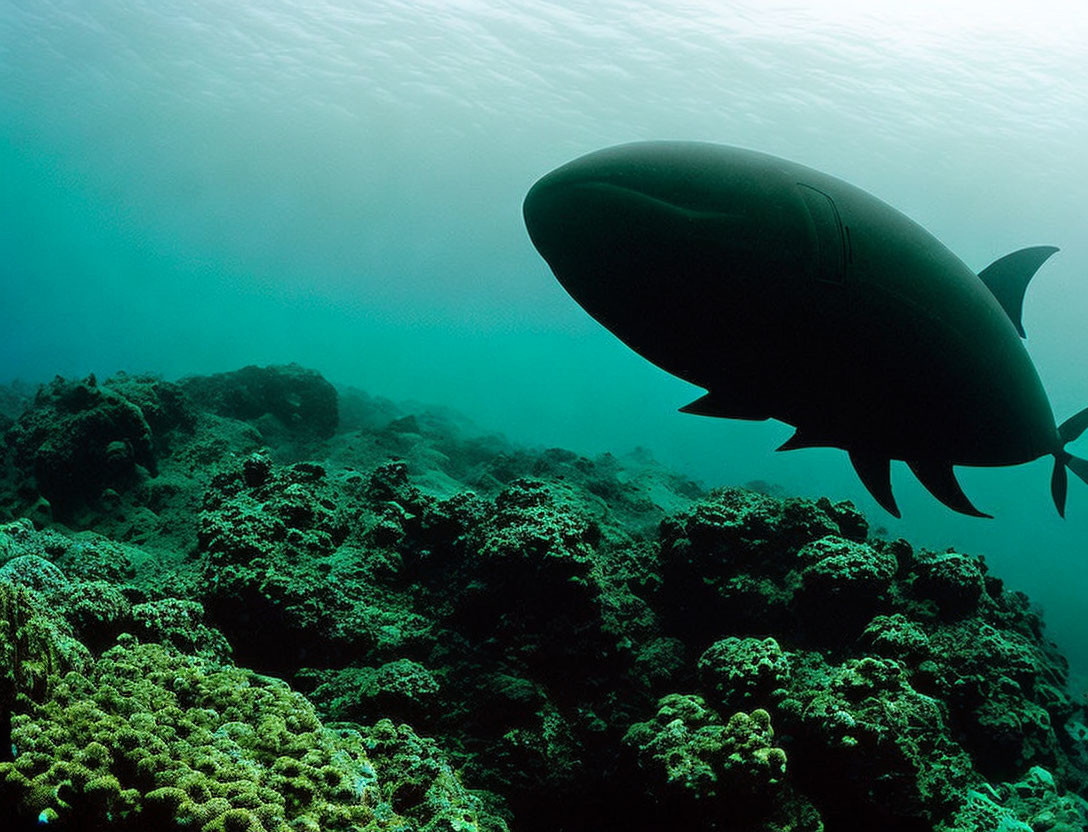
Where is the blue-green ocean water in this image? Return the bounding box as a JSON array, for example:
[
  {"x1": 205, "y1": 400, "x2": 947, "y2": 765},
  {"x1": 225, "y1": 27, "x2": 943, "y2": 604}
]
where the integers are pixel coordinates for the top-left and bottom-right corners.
[{"x1": 3, "y1": 0, "x2": 1088, "y2": 675}]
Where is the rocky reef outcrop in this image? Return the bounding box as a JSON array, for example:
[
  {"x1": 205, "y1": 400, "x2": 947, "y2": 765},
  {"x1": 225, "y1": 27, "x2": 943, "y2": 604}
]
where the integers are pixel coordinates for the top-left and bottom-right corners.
[{"x1": 0, "y1": 364, "x2": 1085, "y2": 831}]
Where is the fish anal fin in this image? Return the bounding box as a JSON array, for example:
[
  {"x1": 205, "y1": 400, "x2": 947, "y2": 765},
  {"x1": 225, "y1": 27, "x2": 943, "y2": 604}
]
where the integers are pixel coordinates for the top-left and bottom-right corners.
[
  {"x1": 849, "y1": 450, "x2": 900, "y2": 518},
  {"x1": 679, "y1": 392, "x2": 768, "y2": 421},
  {"x1": 908, "y1": 459, "x2": 991, "y2": 518},
  {"x1": 977, "y1": 245, "x2": 1059, "y2": 338}
]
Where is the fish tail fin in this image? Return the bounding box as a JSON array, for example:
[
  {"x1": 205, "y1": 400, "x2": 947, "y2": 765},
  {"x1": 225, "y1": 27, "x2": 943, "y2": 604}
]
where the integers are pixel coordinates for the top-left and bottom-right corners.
[
  {"x1": 1053, "y1": 451, "x2": 1088, "y2": 517},
  {"x1": 1051, "y1": 405, "x2": 1088, "y2": 517},
  {"x1": 1068, "y1": 454, "x2": 1088, "y2": 487},
  {"x1": 1052, "y1": 453, "x2": 1068, "y2": 518}
]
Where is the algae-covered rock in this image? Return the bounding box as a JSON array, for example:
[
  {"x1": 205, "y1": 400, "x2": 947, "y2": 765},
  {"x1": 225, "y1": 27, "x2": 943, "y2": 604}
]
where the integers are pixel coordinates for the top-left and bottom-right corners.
[
  {"x1": 698, "y1": 636, "x2": 792, "y2": 712},
  {"x1": 179, "y1": 364, "x2": 338, "y2": 444},
  {"x1": 859, "y1": 612, "x2": 931, "y2": 662},
  {"x1": 100, "y1": 372, "x2": 196, "y2": 450},
  {"x1": 299, "y1": 659, "x2": 441, "y2": 726},
  {"x1": 0, "y1": 554, "x2": 70, "y2": 597},
  {"x1": 938, "y1": 767, "x2": 1088, "y2": 832},
  {"x1": 624, "y1": 694, "x2": 787, "y2": 801},
  {"x1": 796, "y1": 535, "x2": 897, "y2": 600},
  {"x1": 456, "y1": 479, "x2": 603, "y2": 663},
  {"x1": 48, "y1": 533, "x2": 139, "y2": 584},
  {"x1": 2, "y1": 368, "x2": 1087, "y2": 832},
  {"x1": 660, "y1": 488, "x2": 841, "y2": 575},
  {"x1": 361, "y1": 718, "x2": 511, "y2": 832},
  {"x1": 7, "y1": 375, "x2": 158, "y2": 518},
  {"x1": 194, "y1": 455, "x2": 432, "y2": 672},
  {"x1": 0, "y1": 635, "x2": 503, "y2": 831},
  {"x1": 195, "y1": 455, "x2": 352, "y2": 667},
  {"x1": 657, "y1": 488, "x2": 865, "y2": 638},
  {"x1": 794, "y1": 535, "x2": 898, "y2": 631},
  {"x1": 779, "y1": 654, "x2": 973, "y2": 825},
  {"x1": 130, "y1": 597, "x2": 232, "y2": 660},
  {"x1": 0, "y1": 519, "x2": 74, "y2": 567},
  {"x1": 0, "y1": 579, "x2": 91, "y2": 713},
  {"x1": 925, "y1": 618, "x2": 1069, "y2": 781},
  {"x1": 911, "y1": 549, "x2": 988, "y2": 617}
]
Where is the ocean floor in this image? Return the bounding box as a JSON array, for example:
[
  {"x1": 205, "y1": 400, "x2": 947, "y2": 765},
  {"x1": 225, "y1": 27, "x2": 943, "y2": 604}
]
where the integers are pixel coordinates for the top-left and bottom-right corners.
[{"x1": 1, "y1": 364, "x2": 1086, "y2": 831}]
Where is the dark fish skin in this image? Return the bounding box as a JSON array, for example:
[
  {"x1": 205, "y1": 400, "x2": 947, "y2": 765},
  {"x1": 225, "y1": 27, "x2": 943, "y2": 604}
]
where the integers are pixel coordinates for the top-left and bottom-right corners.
[{"x1": 524, "y1": 141, "x2": 1088, "y2": 517}]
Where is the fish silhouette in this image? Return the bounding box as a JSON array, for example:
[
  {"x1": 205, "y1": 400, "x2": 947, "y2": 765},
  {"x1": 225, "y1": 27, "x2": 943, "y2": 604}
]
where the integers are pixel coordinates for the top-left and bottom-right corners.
[{"x1": 524, "y1": 141, "x2": 1088, "y2": 517}]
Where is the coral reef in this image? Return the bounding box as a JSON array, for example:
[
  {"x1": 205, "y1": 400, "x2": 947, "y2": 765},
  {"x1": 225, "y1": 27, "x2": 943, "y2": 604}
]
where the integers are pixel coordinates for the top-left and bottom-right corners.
[
  {"x1": 0, "y1": 364, "x2": 1086, "y2": 831},
  {"x1": 179, "y1": 364, "x2": 338, "y2": 446},
  {"x1": 6, "y1": 375, "x2": 158, "y2": 519},
  {"x1": 0, "y1": 636, "x2": 501, "y2": 831},
  {"x1": 623, "y1": 694, "x2": 787, "y2": 801}
]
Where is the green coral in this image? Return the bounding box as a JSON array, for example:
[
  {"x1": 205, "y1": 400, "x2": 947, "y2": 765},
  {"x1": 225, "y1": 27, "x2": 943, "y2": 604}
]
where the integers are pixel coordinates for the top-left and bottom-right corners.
[
  {"x1": 910, "y1": 550, "x2": 988, "y2": 616},
  {"x1": 0, "y1": 579, "x2": 90, "y2": 714},
  {"x1": 3, "y1": 368, "x2": 1088, "y2": 832},
  {"x1": 796, "y1": 535, "x2": 897, "y2": 605},
  {"x1": 938, "y1": 767, "x2": 1088, "y2": 832},
  {"x1": 657, "y1": 488, "x2": 863, "y2": 637},
  {"x1": 195, "y1": 456, "x2": 433, "y2": 671},
  {"x1": 859, "y1": 613, "x2": 930, "y2": 661},
  {"x1": 0, "y1": 635, "x2": 499, "y2": 831},
  {"x1": 623, "y1": 694, "x2": 786, "y2": 801},
  {"x1": 362, "y1": 719, "x2": 510, "y2": 832},
  {"x1": 6, "y1": 374, "x2": 159, "y2": 518},
  {"x1": 130, "y1": 597, "x2": 232, "y2": 660},
  {"x1": 299, "y1": 659, "x2": 441, "y2": 725},
  {"x1": 780, "y1": 655, "x2": 972, "y2": 821},
  {"x1": 697, "y1": 637, "x2": 791, "y2": 711}
]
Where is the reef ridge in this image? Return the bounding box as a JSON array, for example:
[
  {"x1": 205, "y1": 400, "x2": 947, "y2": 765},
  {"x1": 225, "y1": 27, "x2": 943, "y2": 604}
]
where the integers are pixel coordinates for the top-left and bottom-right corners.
[{"x1": 1, "y1": 365, "x2": 1086, "y2": 831}]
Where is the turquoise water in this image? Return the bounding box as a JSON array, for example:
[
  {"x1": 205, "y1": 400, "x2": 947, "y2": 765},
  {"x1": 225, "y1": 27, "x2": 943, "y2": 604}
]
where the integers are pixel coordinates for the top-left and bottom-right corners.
[{"x1": 3, "y1": 0, "x2": 1088, "y2": 674}]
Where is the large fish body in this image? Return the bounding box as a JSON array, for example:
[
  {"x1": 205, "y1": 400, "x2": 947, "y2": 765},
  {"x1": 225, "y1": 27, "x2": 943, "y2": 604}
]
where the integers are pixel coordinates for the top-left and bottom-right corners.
[{"x1": 523, "y1": 141, "x2": 1088, "y2": 517}]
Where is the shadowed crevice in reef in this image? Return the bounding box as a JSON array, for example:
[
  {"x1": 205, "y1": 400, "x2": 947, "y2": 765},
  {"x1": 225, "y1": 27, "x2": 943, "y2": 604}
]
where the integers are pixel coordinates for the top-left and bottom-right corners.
[{"x1": 0, "y1": 364, "x2": 1086, "y2": 831}]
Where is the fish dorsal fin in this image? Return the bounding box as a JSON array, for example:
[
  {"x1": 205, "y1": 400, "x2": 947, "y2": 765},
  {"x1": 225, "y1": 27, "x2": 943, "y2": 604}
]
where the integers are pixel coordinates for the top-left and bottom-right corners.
[
  {"x1": 907, "y1": 459, "x2": 991, "y2": 518},
  {"x1": 977, "y1": 245, "x2": 1059, "y2": 338},
  {"x1": 849, "y1": 450, "x2": 900, "y2": 518}
]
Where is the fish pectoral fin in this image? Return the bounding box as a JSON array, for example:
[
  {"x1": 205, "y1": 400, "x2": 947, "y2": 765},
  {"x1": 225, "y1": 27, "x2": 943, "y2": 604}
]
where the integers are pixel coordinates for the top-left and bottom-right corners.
[
  {"x1": 907, "y1": 459, "x2": 992, "y2": 518},
  {"x1": 777, "y1": 428, "x2": 821, "y2": 451},
  {"x1": 849, "y1": 450, "x2": 900, "y2": 518},
  {"x1": 679, "y1": 392, "x2": 768, "y2": 421},
  {"x1": 977, "y1": 245, "x2": 1059, "y2": 338}
]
